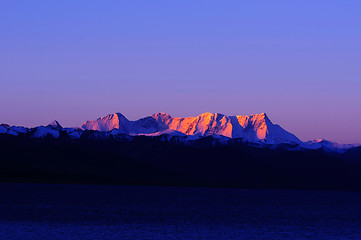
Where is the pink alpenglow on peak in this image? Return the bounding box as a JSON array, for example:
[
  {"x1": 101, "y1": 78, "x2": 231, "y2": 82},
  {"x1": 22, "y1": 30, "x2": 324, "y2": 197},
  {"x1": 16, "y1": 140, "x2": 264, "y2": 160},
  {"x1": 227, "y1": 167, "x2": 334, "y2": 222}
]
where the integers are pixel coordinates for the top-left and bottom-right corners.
[
  {"x1": 82, "y1": 112, "x2": 301, "y2": 144},
  {"x1": 82, "y1": 113, "x2": 129, "y2": 132}
]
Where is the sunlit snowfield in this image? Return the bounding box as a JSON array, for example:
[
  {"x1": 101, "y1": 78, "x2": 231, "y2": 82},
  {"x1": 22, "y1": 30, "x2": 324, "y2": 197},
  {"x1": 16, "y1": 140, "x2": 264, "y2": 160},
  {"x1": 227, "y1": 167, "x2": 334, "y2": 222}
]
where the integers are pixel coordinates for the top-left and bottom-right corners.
[{"x1": 1, "y1": 183, "x2": 361, "y2": 239}]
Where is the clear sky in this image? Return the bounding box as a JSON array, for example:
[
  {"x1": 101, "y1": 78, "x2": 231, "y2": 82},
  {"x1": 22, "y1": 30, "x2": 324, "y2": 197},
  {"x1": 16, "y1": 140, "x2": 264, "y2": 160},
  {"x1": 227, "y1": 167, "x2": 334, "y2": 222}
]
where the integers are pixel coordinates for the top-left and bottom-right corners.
[{"x1": 1, "y1": 1, "x2": 360, "y2": 143}]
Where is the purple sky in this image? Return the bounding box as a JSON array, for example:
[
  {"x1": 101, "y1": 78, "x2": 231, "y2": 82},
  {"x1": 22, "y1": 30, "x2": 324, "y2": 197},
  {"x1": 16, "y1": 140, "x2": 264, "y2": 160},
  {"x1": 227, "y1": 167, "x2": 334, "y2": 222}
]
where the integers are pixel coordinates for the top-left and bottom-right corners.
[{"x1": 1, "y1": 1, "x2": 361, "y2": 143}]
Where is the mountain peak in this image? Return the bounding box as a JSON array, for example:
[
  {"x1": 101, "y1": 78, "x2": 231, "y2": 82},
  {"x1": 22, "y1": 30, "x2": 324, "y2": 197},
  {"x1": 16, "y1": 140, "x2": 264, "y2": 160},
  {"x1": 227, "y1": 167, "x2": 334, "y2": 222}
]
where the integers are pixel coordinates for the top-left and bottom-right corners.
[
  {"x1": 82, "y1": 112, "x2": 300, "y2": 144},
  {"x1": 47, "y1": 120, "x2": 62, "y2": 129},
  {"x1": 151, "y1": 112, "x2": 172, "y2": 118},
  {"x1": 82, "y1": 113, "x2": 129, "y2": 132},
  {"x1": 250, "y1": 112, "x2": 268, "y2": 118},
  {"x1": 108, "y1": 112, "x2": 128, "y2": 121}
]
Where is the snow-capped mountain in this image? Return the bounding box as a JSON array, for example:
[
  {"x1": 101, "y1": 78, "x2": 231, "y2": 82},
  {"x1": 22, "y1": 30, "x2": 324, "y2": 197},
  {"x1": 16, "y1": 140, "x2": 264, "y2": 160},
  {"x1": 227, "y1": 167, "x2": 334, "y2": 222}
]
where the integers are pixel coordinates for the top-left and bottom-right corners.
[
  {"x1": 3, "y1": 120, "x2": 361, "y2": 191},
  {"x1": 299, "y1": 139, "x2": 360, "y2": 153},
  {"x1": 47, "y1": 120, "x2": 63, "y2": 129},
  {"x1": 0, "y1": 124, "x2": 28, "y2": 136},
  {"x1": 1, "y1": 113, "x2": 359, "y2": 153},
  {"x1": 82, "y1": 112, "x2": 300, "y2": 144},
  {"x1": 3, "y1": 114, "x2": 361, "y2": 191}
]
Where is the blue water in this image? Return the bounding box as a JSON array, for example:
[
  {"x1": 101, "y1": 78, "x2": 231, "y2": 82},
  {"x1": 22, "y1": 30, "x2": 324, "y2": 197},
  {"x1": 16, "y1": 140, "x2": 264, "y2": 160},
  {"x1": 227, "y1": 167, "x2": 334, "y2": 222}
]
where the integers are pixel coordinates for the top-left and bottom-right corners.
[{"x1": 0, "y1": 183, "x2": 361, "y2": 239}]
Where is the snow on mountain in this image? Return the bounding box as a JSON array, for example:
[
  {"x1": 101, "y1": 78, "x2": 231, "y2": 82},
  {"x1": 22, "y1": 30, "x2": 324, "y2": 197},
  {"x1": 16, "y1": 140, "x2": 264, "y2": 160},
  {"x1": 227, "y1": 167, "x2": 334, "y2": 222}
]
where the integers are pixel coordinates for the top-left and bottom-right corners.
[
  {"x1": 63, "y1": 127, "x2": 83, "y2": 139},
  {"x1": 0, "y1": 125, "x2": 9, "y2": 134},
  {"x1": 152, "y1": 112, "x2": 300, "y2": 143},
  {"x1": 82, "y1": 112, "x2": 300, "y2": 144},
  {"x1": 82, "y1": 113, "x2": 129, "y2": 132},
  {"x1": 68, "y1": 131, "x2": 82, "y2": 139},
  {"x1": 47, "y1": 120, "x2": 63, "y2": 129},
  {"x1": 1, "y1": 114, "x2": 358, "y2": 153},
  {"x1": 33, "y1": 126, "x2": 60, "y2": 138},
  {"x1": 299, "y1": 139, "x2": 361, "y2": 153},
  {"x1": 140, "y1": 129, "x2": 186, "y2": 137},
  {"x1": 10, "y1": 126, "x2": 28, "y2": 134},
  {"x1": 82, "y1": 113, "x2": 165, "y2": 134},
  {"x1": 0, "y1": 124, "x2": 29, "y2": 136}
]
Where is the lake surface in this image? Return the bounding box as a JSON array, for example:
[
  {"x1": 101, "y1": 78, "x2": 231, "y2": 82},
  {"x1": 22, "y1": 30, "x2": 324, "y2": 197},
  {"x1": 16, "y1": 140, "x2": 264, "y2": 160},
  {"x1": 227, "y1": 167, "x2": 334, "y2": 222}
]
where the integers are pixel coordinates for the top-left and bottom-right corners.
[{"x1": 0, "y1": 183, "x2": 361, "y2": 239}]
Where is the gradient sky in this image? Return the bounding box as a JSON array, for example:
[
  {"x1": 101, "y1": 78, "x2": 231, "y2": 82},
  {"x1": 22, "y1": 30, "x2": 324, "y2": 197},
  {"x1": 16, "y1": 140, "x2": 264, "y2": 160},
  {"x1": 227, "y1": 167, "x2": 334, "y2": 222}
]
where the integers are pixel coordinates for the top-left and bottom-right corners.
[{"x1": 1, "y1": 1, "x2": 360, "y2": 143}]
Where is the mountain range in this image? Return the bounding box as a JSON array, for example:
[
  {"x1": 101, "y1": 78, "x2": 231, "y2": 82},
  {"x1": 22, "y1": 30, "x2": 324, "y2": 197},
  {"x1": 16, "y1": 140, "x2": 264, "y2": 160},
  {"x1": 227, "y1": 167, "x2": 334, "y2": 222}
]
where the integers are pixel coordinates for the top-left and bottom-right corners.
[
  {"x1": 82, "y1": 112, "x2": 301, "y2": 143},
  {"x1": 1, "y1": 112, "x2": 361, "y2": 190},
  {"x1": 0, "y1": 112, "x2": 358, "y2": 152}
]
